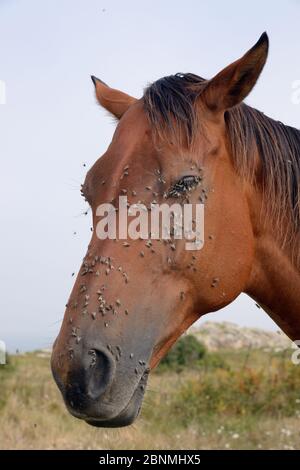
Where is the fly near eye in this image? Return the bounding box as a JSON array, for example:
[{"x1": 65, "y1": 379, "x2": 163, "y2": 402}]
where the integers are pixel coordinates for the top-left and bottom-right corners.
[
  {"x1": 166, "y1": 175, "x2": 201, "y2": 198},
  {"x1": 80, "y1": 184, "x2": 89, "y2": 202}
]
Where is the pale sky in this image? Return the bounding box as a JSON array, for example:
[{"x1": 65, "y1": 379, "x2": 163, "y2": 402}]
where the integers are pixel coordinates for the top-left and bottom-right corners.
[{"x1": 0, "y1": 0, "x2": 299, "y2": 351}]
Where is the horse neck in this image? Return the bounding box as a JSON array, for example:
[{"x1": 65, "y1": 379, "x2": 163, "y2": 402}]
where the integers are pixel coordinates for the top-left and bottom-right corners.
[{"x1": 245, "y1": 191, "x2": 300, "y2": 341}]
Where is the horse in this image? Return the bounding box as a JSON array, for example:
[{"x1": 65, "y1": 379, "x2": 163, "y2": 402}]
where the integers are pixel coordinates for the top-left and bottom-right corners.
[{"x1": 51, "y1": 32, "x2": 300, "y2": 428}]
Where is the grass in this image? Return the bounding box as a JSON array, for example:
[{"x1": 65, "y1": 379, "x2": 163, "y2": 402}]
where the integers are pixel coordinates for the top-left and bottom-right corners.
[{"x1": 0, "y1": 348, "x2": 300, "y2": 449}]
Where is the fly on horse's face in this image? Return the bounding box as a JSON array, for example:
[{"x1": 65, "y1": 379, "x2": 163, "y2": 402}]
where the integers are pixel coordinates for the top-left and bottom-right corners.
[{"x1": 52, "y1": 34, "x2": 270, "y2": 427}]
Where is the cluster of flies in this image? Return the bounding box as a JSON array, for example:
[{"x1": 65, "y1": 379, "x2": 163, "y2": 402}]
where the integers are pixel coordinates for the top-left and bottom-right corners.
[{"x1": 66, "y1": 162, "x2": 219, "y2": 379}]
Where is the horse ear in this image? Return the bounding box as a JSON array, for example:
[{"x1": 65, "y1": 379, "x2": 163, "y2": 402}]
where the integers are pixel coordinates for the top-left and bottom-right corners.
[
  {"x1": 202, "y1": 32, "x2": 269, "y2": 113},
  {"x1": 91, "y1": 76, "x2": 137, "y2": 119}
]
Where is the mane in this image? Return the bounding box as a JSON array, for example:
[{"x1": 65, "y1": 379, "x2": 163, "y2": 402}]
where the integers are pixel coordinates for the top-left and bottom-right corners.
[{"x1": 143, "y1": 73, "x2": 300, "y2": 261}]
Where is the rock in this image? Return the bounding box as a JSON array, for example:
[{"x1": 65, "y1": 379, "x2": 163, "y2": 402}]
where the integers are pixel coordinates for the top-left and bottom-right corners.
[{"x1": 189, "y1": 321, "x2": 292, "y2": 351}]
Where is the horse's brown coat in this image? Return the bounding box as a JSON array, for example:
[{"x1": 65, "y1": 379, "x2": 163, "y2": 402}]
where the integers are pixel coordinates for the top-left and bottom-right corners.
[{"x1": 52, "y1": 33, "x2": 300, "y2": 427}]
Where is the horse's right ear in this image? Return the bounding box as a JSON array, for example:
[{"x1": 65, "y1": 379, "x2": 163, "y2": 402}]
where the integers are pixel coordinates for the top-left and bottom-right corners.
[
  {"x1": 201, "y1": 32, "x2": 269, "y2": 113},
  {"x1": 91, "y1": 76, "x2": 137, "y2": 119}
]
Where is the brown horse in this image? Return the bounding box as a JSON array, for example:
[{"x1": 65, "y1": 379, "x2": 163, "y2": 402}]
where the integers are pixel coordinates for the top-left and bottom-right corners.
[{"x1": 51, "y1": 33, "x2": 300, "y2": 427}]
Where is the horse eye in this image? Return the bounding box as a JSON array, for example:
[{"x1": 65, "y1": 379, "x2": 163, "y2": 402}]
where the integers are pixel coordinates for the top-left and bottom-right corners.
[{"x1": 166, "y1": 175, "x2": 201, "y2": 198}]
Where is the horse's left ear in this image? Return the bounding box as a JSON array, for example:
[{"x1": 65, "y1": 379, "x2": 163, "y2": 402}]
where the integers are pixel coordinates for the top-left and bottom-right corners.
[
  {"x1": 91, "y1": 76, "x2": 137, "y2": 119},
  {"x1": 202, "y1": 32, "x2": 269, "y2": 113}
]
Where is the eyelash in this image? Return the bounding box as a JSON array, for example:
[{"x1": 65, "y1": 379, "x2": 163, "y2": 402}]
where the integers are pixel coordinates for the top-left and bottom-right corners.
[
  {"x1": 166, "y1": 175, "x2": 201, "y2": 198},
  {"x1": 81, "y1": 175, "x2": 201, "y2": 202}
]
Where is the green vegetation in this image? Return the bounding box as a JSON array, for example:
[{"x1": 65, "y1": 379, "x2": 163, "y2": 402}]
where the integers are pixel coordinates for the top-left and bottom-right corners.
[
  {"x1": 158, "y1": 335, "x2": 206, "y2": 371},
  {"x1": 0, "y1": 341, "x2": 300, "y2": 450},
  {"x1": 158, "y1": 335, "x2": 228, "y2": 373}
]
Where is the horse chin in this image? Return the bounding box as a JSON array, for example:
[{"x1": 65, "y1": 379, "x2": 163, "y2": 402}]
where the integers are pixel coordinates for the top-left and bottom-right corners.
[{"x1": 84, "y1": 374, "x2": 147, "y2": 428}]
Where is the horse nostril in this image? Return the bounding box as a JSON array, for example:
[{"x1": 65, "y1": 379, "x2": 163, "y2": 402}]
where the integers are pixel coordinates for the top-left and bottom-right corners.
[
  {"x1": 86, "y1": 348, "x2": 115, "y2": 400},
  {"x1": 63, "y1": 347, "x2": 116, "y2": 412}
]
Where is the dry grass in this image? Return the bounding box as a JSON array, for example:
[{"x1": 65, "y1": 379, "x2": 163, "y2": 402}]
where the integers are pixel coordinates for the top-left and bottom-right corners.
[{"x1": 1, "y1": 350, "x2": 300, "y2": 450}]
